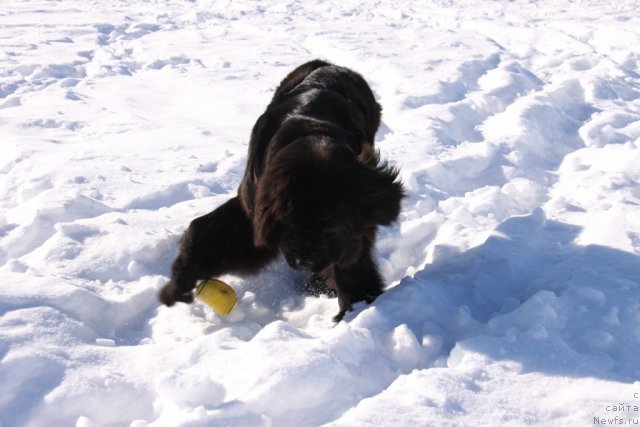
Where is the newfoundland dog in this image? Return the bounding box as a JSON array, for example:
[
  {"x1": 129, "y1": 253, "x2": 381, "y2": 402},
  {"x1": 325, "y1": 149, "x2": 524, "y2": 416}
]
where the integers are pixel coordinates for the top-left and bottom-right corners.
[{"x1": 159, "y1": 59, "x2": 404, "y2": 321}]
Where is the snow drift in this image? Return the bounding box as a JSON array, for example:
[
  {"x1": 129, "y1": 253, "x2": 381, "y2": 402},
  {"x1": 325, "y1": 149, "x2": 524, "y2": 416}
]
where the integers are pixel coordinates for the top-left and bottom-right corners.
[{"x1": 1, "y1": 0, "x2": 639, "y2": 426}]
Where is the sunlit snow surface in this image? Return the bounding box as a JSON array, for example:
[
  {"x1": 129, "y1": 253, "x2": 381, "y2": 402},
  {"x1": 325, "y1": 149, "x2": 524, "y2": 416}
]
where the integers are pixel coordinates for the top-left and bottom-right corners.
[{"x1": 1, "y1": 1, "x2": 639, "y2": 426}]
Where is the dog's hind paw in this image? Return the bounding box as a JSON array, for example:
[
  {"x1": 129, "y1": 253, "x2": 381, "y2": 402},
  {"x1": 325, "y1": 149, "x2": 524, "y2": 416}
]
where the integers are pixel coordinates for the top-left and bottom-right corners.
[{"x1": 332, "y1": 307, "x2": 350, "y2": 323}]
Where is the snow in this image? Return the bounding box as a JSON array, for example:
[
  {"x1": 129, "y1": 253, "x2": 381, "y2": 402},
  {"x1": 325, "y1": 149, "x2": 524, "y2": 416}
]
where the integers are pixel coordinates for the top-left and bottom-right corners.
[{"x1": 1, "y1": 0, "x2": 639, "y2": 426}]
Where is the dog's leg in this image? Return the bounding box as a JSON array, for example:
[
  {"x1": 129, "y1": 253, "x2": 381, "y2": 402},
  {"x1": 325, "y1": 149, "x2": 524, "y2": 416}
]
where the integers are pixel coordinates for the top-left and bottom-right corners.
[
  {"x1": 330, "y1": 240, "x2": 384, "y2": 322},
  {"x1": 159, "y1": 196, "x2": 277, "y2": 306}
]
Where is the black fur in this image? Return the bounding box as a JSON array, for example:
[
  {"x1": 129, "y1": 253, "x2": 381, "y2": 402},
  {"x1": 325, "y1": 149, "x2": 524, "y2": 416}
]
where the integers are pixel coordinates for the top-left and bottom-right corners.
[{"x1": 159, "y1": 60, "x2": 404, "y2": 321}]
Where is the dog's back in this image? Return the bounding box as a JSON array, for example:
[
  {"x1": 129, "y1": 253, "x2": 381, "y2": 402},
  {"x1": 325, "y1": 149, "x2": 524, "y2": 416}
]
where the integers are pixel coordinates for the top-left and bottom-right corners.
[
  {"x1": 240, "y1": 60, "x2": 381, "y2": 214},
  {"x1": 270, "y1": 61, "x2": 381, "y2": 140}
]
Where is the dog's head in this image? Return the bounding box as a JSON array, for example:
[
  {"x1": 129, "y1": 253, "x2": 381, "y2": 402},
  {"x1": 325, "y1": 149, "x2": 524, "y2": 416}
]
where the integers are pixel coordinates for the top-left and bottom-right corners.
[{"x1": 252, "y1": 140, "x2": 403, "y2": 272}]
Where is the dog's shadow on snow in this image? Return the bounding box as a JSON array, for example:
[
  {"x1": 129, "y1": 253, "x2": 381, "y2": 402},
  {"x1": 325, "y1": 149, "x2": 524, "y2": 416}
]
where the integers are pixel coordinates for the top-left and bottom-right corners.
[{"x1": 370, "y1": 208, "x2": 640, "y2": 383}]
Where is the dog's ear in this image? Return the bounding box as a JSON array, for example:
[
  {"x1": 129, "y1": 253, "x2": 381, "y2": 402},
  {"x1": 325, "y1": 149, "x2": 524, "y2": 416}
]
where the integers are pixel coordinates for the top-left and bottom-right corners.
[
  {"x1": 356, "y1": 155, "x2": 404, "y2": 227},
  {"x1": 253, "y1": 193, "x2": 283, "y2": 249},
  {"x1": 252, "y1": 171, "x2": 290, "y2": 249},
  {"x1": 253, "y1": 214, "x2": 283, "y2": 249},
  {"x1": 253, "y1": 143, "x2": 315, "y2": 249}
]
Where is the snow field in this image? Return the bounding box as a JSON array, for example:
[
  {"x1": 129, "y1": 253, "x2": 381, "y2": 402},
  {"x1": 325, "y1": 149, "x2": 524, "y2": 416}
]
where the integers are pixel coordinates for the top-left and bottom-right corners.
[{"x1": 1, "y1": 0, "x2": 640, "y2": 426}]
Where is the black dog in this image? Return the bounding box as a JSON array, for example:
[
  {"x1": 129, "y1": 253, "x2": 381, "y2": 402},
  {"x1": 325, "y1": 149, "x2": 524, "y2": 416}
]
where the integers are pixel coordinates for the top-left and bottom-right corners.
[{"x1": 159, "y1": 60, "x2": 403, "y2": 321}]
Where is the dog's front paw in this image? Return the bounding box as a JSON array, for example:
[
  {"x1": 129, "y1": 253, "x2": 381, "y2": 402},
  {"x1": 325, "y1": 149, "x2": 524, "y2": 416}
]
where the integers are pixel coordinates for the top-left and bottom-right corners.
[{"x1": 158, "y1": 283, "x2": 194, "y2": 306}]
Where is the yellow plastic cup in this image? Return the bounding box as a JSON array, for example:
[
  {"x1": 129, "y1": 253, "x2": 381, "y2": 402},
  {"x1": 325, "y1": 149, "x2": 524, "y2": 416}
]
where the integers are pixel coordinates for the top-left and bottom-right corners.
[{"x1": 195, "y1": 279, "x2": 237, "y2": 316}]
